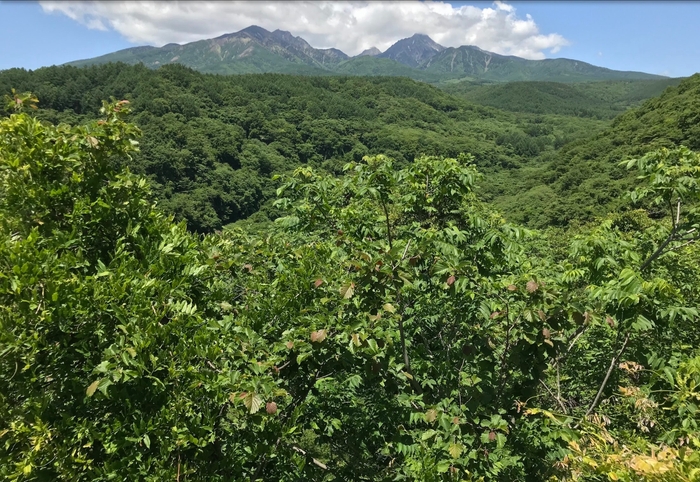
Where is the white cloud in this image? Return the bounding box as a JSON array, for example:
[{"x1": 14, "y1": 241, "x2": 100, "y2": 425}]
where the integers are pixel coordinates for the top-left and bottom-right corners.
[{"x1": 39, "y1": 1, "x2": 569, "y2": 60}]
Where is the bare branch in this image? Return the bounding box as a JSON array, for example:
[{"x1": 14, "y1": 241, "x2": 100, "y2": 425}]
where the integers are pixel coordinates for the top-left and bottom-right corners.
[
  {"x1": 666, "y1": 237, "x2": 698, "y2": 253},
  {"x1": 585, "y1": 331, "x2": 631, "y2": 416},
  {"x1": 566, "y1": 324, "x2": 588, "y2": 355},
  {"x1": 540, "y1": 379, "x2": 568, "y2": 414}
]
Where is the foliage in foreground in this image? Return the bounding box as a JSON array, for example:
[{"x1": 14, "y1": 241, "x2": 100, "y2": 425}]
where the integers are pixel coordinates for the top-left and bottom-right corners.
[{"x1": 0, "y1": 95, "x2": 699, "y2": 480}]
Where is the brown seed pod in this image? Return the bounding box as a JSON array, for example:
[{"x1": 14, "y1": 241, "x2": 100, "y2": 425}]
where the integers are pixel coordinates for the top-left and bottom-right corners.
[
  {"x1": 266, "y1": 402, "x2": 278, "y2": 415},
  {"x1": 310, "y1": 330, "x2": 327, "y2": 343},
  {"x1": 507, "y1": 284, "x2": 517, "y2": 292},
  {"x1": 526, "y1": 280, "x2": 539, "y2": 293}
]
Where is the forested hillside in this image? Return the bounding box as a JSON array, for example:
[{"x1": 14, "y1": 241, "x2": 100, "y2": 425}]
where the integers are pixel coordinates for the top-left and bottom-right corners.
[
  {"x1": 1, "y1": 92, "x2": 699, "y2": 481},
  {"x1": 0, "y1": 63, "x2": 612, "y2": 232},
  {"x1": 488, "y1": 73, "x2": 700, "y2": 227},
  {"x1": 441, "y1": 78, "x2": 683, "y2": 118}
]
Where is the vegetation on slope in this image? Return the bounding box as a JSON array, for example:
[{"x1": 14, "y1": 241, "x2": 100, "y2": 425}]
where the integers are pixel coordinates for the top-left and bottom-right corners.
[
  {"x1": 423, "y1": 47, "x2": 665, "y2": 82},
  {"x1": 0, "y1": 63, "x2": 611, "y2": 232},
  {"x1": 441, "y1": 78, "x2": 684, "y2": 119},
  {"x1": 63, "y1": 27, "x2": 665, "y2": 84},
  {"x1": 1, "y1": 93, "x2": 699, "y2": 481},
  {"x1": 487, "y1": 74, "x2": 700, "y2": 227}
]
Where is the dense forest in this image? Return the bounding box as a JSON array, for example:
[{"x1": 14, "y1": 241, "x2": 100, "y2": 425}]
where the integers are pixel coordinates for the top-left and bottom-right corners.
[
  {"x1": 0, "y1": 63, "x2": 682, "y2": 232},
  {"x1": 1, "y1": 61, "x2": 699, "y2": 481}
]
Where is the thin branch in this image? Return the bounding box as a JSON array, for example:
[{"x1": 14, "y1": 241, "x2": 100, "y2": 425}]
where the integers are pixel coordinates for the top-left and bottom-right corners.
[
  {"x1": 556, "y1": 358, "x2": 563, "y2": 412},
  {"x1": 540, "y1": 379, "x2": 568, "y2": 414},
  {"x1": 585, "y1": 331, "x2": 631, "y2": 416},
  {"x1": 177, "y1": 453, "x2": 181, "y2": 482},
  {"x1": 675, "y1": 197, "x2": 681, "y2": 229},
  {"x1": 292, "y1": 445, "x2": 328, "y2": 470},
  {"x1": 380, "y1": 197, "x2": 393, "y2": 251},
  {"x1": 398, "y1": 316, "x2": 422, "y2": 394},
  {"x1": 666, "y1": 237, "x2": 698, "y2": 253},
  {"x1": 393, "y1": 239, "x2": 411, "y2": 271},
  {"x1": 640, "y1": 231, "x2": 676, "y2": 271},
  {"x1": 566, "y1": 324, "x2": 588, "y2": 355}
]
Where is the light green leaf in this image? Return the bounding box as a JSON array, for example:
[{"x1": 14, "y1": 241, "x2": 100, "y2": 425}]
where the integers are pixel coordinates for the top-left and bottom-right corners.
[
  {"x1": 86, "y1": 380, "x2": 100, "y2": 397},
  {"x1": 340, "y1": 282, "x2": 355, "y2": 299},
  {"x1": 244, "y1": 393, "x2": 264, "y2": 414}
]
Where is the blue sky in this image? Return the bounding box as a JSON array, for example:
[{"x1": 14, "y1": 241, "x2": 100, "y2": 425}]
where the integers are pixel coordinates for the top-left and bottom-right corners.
[{"x1": 1, "y1": 1, "x2": 699, "y2": 78}]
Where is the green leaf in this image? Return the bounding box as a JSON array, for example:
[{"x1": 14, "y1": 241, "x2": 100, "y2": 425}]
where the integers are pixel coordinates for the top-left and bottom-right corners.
[
  {"x1": 448, "y1": 442, "x2": 464, "y2": 459},
  {"x1": 243, "y1": 393, "x2": 264, "y2": 414},
  {"x1": 340, "y1": 282, "x2": 355, "y2": 299},
  {"x1": 86, "y1": 380, "x2": 100, "y2": 397}
]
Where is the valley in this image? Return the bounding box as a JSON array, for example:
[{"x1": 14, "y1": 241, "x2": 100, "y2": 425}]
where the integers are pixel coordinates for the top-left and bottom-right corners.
[{"x1": 1, "y1": 20, "x2": 700, "y2": 482}]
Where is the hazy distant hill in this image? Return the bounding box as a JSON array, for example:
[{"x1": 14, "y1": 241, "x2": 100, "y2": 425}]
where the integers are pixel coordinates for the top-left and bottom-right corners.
[
  {"x1": 67, "y1": 25, "x2": 346, "y2": 75},
  {"x1": 423, "y1": 45, "x2": 664, "y2": 82},
  {"x1": 377, "y1": 33, "x2": 445, "y2": 68},
  {"x1": 65, "y1": 27, "x2": 667, "y2": 83},
  {"x1": 442, "y1": 78, "x2": 684, "y2": 118}
]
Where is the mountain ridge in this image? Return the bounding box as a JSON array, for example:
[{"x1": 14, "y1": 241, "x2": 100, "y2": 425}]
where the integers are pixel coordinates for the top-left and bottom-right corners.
[{"x1": 64, "y1": 26, "x2": 667, "y2": 83}]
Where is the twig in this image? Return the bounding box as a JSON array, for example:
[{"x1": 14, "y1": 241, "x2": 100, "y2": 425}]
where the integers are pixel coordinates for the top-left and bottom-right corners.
[
  {"x1": 540, "y1": 379, "x2": 568, "y2": 414},
  {"x1": 640, "y1": 231, "x2": 676, "y2": 271},
  {"x1": 292, "y1": 446, "x2": 328, "y2": 470},
  {"x1": 177, "y1": 453, "x2": 181, "y2": 482},
  {"x1": 585, "y1": 331, "x2": 631, "y2": 416},
  {"x1": 380, "y1": 197, "x2": 393, "y2": 250},
  {"x1": 556, "y1": 358, "x2": 562, "y2": 412},
  {"x1": 666, "y1": 237, "x2": 697, "y2": 253},
  {"x1": 393, "y1": 239, "x2": 411, "y2": 271},
  {"x1": 566, "y1": 325, "x2": 588, "y2": 355}
]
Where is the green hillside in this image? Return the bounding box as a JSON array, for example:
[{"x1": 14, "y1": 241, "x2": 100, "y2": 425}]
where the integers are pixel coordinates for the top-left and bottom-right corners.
[
  {"x1": 1, "y1": 63, "x2": 611, "y2": 232},
  {"x1": 423, "y1": 46, "x2": 665, "y2": 82},
  {"x1": 487, "y1": 73, "x2": 700, "y2": 226},
  {"x1": 68, "y1": 38, "x2": 337, "y2": 76},
  {"x1": 441, "y1": 78, "x2": 684, "y2": 118},
  {"x1": 333, "y1": 56, "x2": 454, "y2": 83},
  {"x1": 63, "y1": 27, "x2": 666, "y2": 83}
]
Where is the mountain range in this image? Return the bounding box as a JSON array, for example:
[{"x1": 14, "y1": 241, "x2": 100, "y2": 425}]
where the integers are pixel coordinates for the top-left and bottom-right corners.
[{"x1": 66, "y1": 25, "x2": 665, "y2": 83}]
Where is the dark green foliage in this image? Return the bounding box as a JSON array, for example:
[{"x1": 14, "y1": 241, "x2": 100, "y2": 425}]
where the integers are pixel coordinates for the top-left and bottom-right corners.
[
  {"x1": 1, "y1": 98, "x2": 699, "y2": 481},
  {"x1": 488, "y1": 74, "x2": 700, "y2": 228},
  {"x1": 1, "y1": 63, "x2": 603, "y2": 232},
  {"x1": 442, "y1": 78, "x2": 683, "y2": 119}
]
